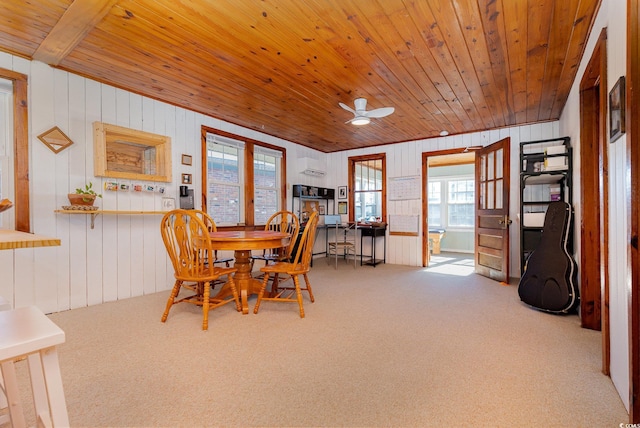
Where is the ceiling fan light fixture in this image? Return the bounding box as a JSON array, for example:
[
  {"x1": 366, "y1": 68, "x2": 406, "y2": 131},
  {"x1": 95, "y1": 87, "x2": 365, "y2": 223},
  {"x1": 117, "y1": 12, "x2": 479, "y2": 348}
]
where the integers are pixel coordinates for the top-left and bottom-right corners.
[
  {"x1": 440, "y1": 130, "x2": 449, "y2": 136},
  {"x1": 351, "y1": 116, "x2": 371, "y2": 126}
]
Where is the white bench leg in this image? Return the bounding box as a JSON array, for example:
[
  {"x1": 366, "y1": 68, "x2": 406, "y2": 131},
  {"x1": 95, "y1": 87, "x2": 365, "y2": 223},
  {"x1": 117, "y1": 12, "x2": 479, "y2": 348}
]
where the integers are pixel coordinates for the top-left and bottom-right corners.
[
  {"x1": 0, "y1": 296, "x2": 11, "y2": 424},
  {"x1": 1, "y1": 360, "x2": 27, "y2": 428},
  {"x1": 35, "y1": 347, "x2": 69, "y2": 427},
  {"x1": 28, "y1": 352, "x2": 51, "y2": 427},
  {"x1": 0, "y1": 368, "x2": 9, "y2": 425}
]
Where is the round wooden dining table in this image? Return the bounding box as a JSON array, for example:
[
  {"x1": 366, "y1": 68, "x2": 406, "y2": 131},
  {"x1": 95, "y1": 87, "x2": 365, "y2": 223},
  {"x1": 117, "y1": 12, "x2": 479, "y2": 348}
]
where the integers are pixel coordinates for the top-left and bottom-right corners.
[{"x1": 209, "y1": 230, "x2": 290, "y2": 314}]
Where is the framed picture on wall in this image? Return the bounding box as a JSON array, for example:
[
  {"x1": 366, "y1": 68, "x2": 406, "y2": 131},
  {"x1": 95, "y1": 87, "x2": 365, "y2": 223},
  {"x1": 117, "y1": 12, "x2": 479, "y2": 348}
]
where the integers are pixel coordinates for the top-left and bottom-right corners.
[
  {"x1": 338, "y1": 201, "x2": 347, "y2": 214},
  {"x1": 609, "y1": 76, "x2": 626, "y2": 142},
  {"x1": 338, "y1": 186, "x2": 347, "y2": 199},
  {"x1": 181, "y1": 154, "x2": 193, "y2": 166},
  {"x1": 181, "y1": 173, "x2": 192, "y2": 184}
]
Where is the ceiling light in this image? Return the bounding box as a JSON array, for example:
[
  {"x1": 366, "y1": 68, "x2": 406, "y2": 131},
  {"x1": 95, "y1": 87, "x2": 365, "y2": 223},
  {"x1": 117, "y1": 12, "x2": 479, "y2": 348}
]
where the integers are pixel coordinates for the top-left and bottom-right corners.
[
  {"x1": 351, "y1": 116, "x2": 371, "y2": 126},
  {"x1": 440, "y1": 130, "x2": 449, "y2": 136}
]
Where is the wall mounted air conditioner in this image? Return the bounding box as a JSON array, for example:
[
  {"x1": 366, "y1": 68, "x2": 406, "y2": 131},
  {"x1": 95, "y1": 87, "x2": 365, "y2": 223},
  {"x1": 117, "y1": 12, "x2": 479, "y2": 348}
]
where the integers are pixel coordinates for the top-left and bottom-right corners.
[{"x1": 299, "y1": 157, "x2": 326, "y2": 177}]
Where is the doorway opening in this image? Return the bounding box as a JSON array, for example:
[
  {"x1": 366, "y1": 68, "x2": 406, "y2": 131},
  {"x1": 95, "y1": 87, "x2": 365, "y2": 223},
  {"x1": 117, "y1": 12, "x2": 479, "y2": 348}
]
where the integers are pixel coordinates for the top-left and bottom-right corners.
[{"x1": 423, "y1": 150, "x2": 476, "y2": 268}]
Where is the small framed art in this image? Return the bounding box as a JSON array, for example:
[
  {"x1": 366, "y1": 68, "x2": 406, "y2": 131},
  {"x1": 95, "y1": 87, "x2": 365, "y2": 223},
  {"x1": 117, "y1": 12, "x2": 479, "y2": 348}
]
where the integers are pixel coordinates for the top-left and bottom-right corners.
[
  {"x1": 338, "y1": 186, "x2": 347, "y2": 199},
  {"x1": 609, "y1": 76, "x2": 626, "y2": 142},
  {"x1": 181, "y1": 173, "x2": 192, "y2": 184},
  {"x1": 338, "y1": 201, "x2": 347, "y2": 214},
  {"x1": 181, "y1": 154, "x2": 193, "y2": 166}
]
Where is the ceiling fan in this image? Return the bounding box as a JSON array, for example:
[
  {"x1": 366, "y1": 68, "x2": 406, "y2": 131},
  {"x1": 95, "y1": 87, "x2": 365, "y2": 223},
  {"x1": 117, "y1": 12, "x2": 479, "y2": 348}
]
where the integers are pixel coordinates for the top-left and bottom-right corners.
[{"x1": 339, "y1": 98, "x2": 395, "y2": 125}]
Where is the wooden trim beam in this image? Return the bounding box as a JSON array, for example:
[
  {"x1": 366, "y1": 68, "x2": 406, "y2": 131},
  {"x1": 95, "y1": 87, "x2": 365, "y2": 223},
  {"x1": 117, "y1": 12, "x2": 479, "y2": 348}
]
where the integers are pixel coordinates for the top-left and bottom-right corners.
[{"x1": 33, "y1": 0, "x2": 118, "y2": 66}]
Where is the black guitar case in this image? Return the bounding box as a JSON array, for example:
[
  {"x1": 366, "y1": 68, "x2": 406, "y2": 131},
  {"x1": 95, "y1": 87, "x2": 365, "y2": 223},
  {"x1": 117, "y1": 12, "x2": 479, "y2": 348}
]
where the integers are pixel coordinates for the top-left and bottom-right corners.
[{"x1": 518, "y1": 201, "x2": 579, "y2": 313}]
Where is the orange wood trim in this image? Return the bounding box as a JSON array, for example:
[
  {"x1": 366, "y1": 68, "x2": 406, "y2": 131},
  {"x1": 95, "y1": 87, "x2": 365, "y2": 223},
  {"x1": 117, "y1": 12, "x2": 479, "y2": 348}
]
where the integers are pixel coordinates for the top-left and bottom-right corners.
[
  {"x1": 200, "y1": 126, "x2": 286, "y2": 228},
  {"x1": 421, "y1": 147, "x2": 476, "y2": 266},
  {"x1": 0, "y1": 68, "x2": 30, "y2": 232},
  {"x1": 347, "y1": 153, "x2": 386, "y2": 223},
  {"x1": 578, "y1": 29, "x2": 607, "y2": 334},
  {"x1": 245, "y1": 141, "x2": 255, "y2": 226}
]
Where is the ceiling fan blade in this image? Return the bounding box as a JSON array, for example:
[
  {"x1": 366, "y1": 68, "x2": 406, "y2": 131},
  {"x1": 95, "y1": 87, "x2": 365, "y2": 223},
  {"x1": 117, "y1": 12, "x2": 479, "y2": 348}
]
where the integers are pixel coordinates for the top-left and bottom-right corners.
[
  {"x1": 364, "y1": 107, "x2": 395, "y2": 118},
  {"x1": 339, "y1": 102, "x2": 356, "y2": 115}
]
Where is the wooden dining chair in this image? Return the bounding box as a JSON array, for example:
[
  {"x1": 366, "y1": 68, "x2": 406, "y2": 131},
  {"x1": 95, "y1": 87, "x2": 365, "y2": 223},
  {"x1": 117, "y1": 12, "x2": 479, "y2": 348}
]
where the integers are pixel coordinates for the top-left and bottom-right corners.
[
  {"x1": 193, "y1": 209, "x2": 234, "y2": 267},
  {"x1": 250, "y1": 210, "x2": 300, "y2": 271},
  {"x1": 253, "y1": 211, "x2": 319, "y2": 318},
  {"x1": 160, "y1": 209, "x2": 241, "y2": 330}
]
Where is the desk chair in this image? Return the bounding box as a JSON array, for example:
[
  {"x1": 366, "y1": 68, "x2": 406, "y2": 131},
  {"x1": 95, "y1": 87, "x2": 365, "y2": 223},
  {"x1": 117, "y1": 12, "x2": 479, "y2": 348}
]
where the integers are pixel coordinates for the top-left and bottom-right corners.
[
  {"x1": 254, "y1": 211, "x2": 319, "y2": 318},
  {"x1": 326, "y1": 216, "x2": 357, "y2": 269},
  {"x1": 160, "y1": 210, "x2": 241, "y2": 330}
]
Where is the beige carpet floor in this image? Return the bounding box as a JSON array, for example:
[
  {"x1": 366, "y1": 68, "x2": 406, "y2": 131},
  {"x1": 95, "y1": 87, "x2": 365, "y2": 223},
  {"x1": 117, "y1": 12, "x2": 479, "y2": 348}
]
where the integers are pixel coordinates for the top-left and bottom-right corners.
[{"x1": 4, "y1": 255, "x2": 628, "y2": 427}]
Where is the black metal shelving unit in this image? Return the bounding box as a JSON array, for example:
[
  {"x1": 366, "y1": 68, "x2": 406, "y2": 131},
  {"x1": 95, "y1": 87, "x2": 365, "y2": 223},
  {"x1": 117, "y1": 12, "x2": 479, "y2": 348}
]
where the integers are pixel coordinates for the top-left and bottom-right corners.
[
  {"x1": 519, "y1": 137, "x2": 573, "y2": 273},
  {"x1": 291, "y1": 184, "x2": 335, "y2": 221}
]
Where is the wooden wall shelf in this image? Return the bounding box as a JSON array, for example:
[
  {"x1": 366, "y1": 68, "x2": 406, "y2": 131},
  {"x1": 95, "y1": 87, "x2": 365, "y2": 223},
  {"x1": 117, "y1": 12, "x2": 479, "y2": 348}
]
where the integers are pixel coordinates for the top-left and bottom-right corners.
[{"x1": 55, "y1": 210, "x2": 167, "y2": 229}]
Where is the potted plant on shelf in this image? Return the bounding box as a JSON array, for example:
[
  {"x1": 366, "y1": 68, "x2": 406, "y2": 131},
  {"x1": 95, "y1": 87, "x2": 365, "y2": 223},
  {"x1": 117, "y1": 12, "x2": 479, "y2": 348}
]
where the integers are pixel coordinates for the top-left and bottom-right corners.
[{"x1": 68, "y1": 182, "x2": 102, "y2": 206}]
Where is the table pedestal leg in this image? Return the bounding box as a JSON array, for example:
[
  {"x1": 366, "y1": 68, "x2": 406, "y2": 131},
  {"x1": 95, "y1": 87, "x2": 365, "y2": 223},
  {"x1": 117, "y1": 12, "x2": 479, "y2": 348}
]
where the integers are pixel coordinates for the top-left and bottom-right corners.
[{"x1": 215, "y1": 249, "x2": 263, "y2": 314}]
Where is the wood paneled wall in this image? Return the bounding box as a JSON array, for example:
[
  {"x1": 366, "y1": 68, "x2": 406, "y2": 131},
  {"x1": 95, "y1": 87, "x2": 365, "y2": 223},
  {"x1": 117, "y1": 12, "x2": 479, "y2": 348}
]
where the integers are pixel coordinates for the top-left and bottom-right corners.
[
  {"x1": 325, "y1": 122, "x2": 560, "y2": 274},
  {"x1": 0, "y1": 51, "x2": 559, "y2": 314},
  {"x1": 0, "y1": 52, "x2": 322, "y2": 314}
]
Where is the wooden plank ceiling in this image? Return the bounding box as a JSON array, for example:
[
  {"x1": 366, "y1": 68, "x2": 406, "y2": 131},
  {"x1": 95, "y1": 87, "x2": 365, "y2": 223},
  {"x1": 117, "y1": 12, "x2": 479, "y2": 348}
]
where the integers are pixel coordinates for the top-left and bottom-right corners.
[{"x1": 0, "y1": 0, "x2": 600, "y2": 153}]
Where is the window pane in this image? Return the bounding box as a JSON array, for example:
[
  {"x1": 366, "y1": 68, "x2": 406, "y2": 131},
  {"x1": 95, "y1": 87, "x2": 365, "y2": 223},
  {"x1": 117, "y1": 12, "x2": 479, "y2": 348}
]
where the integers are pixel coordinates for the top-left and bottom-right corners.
[
  {"x1": 207, "y1": 139, "x2": 242, "y2": 225},
  {"x1": 354, "y1": 190, "x2": 383, "y2": 221},
  {"x1": 209, "y1": 184, "x2": 240, "y2": 225},
  {"x1": 447, "y1": 179, "x2": 475, "y2": 227},
  {"x1": 254, "y1": 153, "x2": 276, "y2": 188},
  {"x1": 448, "y1": 203, "x2": 474, "y2": 227},
  {"x1": 254, "y1": 188, "x2": 277, "y2": 224},
  {"x1": 488, "y1": 151, "x2": 495, "y2": 180},
  {"x1": 254, "y1": 150, "x2": 280, "y2": 224},
  {"x1": 428, "y1": 181, "x2": 441, "y2": 204},
  {"x1": 207, "y1": 145, "x2": 239, "y2": 183},
  {"x1": 428, "y1": 204, "x2": 441, "y2": 227},
  {"x1": 496, "y1": 179, "x2": 503, "y2": 209},
  {"x1": 495, "y1": 148, "x2": 503, "y2": 179}
]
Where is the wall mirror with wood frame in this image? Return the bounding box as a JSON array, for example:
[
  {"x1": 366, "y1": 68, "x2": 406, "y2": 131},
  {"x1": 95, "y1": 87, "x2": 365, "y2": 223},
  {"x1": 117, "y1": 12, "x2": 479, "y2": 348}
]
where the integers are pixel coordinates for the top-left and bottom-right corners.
[{"x1": 94, "y1": 122, "x2": 172, "y2": 182}]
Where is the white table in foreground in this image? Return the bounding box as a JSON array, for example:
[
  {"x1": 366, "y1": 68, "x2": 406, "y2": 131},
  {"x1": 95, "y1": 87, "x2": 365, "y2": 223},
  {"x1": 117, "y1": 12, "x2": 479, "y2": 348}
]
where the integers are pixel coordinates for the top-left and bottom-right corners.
[{"x1": 0, "y1": 306, "x2": 69, "y2": 427}]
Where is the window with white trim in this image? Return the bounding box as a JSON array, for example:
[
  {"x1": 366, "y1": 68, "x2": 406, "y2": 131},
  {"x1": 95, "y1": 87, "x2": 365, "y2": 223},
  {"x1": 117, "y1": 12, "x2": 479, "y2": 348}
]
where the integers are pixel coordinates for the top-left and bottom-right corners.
[
  {"x1": 254, "y1": 145, "x2": 282, "y2": 225},
  {"x1": 206, "y1": 134, "x2": 245, "y2": 226},
  {"x1": 427, "y1": 181, "x2": 442, "y2": 227},
  {"x1": 428, "y1": 176, "x2": 475, "y2": 229}
]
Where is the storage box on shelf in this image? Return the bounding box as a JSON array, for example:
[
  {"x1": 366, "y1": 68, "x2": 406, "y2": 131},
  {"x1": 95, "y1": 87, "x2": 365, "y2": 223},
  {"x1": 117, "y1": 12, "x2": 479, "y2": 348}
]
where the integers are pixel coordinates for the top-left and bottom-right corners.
[{"x1": 519, "y1": 137, "x2": 573, "y2": 273}]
